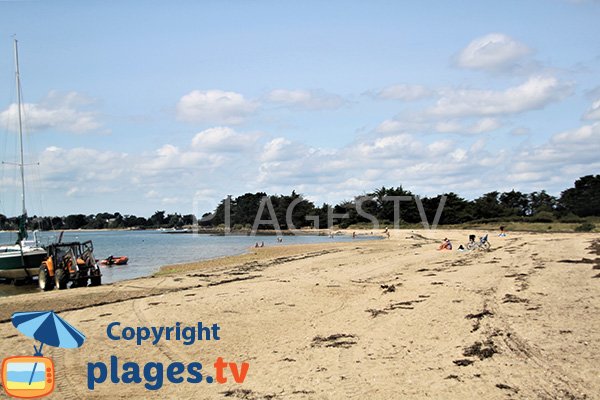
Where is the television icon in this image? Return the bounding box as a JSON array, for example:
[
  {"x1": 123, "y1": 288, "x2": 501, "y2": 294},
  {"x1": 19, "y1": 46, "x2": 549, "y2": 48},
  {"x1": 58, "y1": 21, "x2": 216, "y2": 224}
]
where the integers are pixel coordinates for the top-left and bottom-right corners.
[{"x1": 1, "y1": 356, "x2": 54, "y2": 399}]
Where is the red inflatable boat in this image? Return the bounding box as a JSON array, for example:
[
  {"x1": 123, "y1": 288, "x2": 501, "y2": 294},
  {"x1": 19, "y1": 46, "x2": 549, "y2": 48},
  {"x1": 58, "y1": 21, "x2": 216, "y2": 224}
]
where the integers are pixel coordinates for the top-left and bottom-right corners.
[{"x1": 99, "y1": 256, "x2": 129, "y2": 266}]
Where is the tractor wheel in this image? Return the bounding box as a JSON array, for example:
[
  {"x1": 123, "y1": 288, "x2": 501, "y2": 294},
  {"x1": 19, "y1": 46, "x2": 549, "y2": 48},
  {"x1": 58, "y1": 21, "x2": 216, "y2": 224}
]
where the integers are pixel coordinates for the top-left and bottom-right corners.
[
  {"x1": 38, "y1": 266, "x2": 54, "y2": 291},
  {"x1": 90, "y1": 269, "x2": 101, "y2": 287},
  {"x1": 55, "y1": 268, "x2": 68, "y2": 290}
]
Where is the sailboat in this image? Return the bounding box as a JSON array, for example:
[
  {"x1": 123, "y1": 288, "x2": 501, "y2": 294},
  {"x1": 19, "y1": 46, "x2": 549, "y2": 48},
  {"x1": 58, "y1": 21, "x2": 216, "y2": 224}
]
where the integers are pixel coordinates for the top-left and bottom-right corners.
[{"x1": 0, "y1": 39, "x2": 47, "y2": 280}]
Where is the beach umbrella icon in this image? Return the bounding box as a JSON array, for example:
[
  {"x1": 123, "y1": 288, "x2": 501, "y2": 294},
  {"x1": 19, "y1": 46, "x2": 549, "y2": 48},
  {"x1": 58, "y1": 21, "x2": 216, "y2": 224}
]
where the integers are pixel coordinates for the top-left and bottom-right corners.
[{"x1": 11, "y1": 311, "x2": 86, "y2": 385}]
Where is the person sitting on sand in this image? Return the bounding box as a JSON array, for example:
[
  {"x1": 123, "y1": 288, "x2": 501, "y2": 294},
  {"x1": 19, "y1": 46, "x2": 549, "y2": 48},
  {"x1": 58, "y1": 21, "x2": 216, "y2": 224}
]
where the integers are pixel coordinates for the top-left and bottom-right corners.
[
  {"x1": 438, "y1": 238, "x2": 452, "y2": 250},
  {"x1": 468, "y1": 234, "x2": 476, "y2": 246},
  {"x1": 499, "y1": 226, "x2": 507, "y2": 237}
]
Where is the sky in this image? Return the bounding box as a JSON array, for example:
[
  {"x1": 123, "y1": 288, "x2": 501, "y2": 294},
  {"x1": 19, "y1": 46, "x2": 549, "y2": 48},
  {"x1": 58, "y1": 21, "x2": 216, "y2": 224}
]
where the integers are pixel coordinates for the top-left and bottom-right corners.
[{"x1": 0, "y1": 0, "x2": 599, "y2": 217}]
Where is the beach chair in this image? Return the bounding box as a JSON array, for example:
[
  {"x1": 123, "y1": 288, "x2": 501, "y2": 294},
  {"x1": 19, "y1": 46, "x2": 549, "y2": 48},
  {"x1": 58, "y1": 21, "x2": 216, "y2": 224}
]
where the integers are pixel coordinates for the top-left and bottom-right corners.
[{"x1": 467, "y1": 234, "x2": 491, "y2": 251}]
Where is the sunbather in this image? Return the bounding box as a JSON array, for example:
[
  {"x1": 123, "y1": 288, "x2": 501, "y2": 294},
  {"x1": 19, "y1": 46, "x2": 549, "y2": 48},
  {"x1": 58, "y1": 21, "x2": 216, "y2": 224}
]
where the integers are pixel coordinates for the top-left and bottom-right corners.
[{"x1": 438, "y1": 238, "x2": 452, "y2": 250}]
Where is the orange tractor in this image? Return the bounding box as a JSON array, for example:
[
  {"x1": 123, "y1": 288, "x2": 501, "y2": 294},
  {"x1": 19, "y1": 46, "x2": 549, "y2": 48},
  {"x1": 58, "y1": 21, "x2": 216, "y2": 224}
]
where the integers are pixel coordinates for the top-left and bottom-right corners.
[{"x1": 38, "y1": 240, "x2": 102, "y2": 290}]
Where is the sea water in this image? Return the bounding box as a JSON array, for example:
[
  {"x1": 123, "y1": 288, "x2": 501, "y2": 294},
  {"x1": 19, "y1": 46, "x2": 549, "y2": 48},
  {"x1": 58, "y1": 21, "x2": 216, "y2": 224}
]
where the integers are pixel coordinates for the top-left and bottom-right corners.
[{"x1": 0, "y1": 230, "x2": 374, "y2": 296}]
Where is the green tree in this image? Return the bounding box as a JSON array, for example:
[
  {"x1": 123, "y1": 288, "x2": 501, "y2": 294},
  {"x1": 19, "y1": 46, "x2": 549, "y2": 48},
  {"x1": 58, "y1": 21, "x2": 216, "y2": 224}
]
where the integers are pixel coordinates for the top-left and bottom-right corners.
[
  {"x1": 559, "y1": 175, "x2": 600, "y2": 217},
  {"x1": 528, "y1": 190, "x2": 557, "y2": 215},
  {"x1": 472, "y1": 192, "x2": 503, "y2": 220},
  {"x1": 499, "y1": 190, "x2": 529, "y2": 217},
  {"x1": 150, "y1": 210, "x2": 166, "y2": 227},
  {"x1": 64, "y1": 214, "x2": 88, "y2": 229}
]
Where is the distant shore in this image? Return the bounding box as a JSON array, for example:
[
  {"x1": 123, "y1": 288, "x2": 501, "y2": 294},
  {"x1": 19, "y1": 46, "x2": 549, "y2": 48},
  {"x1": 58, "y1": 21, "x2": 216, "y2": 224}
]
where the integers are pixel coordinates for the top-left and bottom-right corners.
[{"x1": 2, "y1": 219, "x2": 597, "y2": 235}]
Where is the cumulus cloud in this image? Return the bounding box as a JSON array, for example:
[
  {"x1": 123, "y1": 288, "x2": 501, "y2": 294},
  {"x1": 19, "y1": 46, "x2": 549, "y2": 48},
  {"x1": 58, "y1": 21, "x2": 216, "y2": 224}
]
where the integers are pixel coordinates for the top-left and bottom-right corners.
[
  {"x1": 582, "y1": 99, "x2": 600, "y2": 120},
  {"x1": 435, "y1": 118, "x2": 502, "y2": 134},
  {"x1": 191, "y1": 126, "x2": 260, "y2": 152},
  {"x1": 428, "y1": 76, "x2": 572, "y2": 117},
  {"x1": 140, "y1": 143, "x2": 225, "y2": 173},
  {"x1": 260, "y1": 137, "x2": 310, "y2": 162},
  {"x1": 510, "y1": 127, "x2": 531, "y2": 136},
  {"x1": 372, "y1": 84, "x2": 434, "y2": 101},
  {"x1": 265, "y1": 89, "x2": 344, "y2": 110},
  {"x1": 35, "y1": 146, "x2": 127, "y2": 198},
  {"x1": 455, "y1": 33, "x2": 531, "y2": 71},
  {"x1": 0, "y1": 91, "x2": 102, "y2": 133},
  {"x1": 508, "y1": 122, "x2": 600, "y2": 183},
  {"x1": 176, "y1": 90, "x2": 258, "y2": 124}
]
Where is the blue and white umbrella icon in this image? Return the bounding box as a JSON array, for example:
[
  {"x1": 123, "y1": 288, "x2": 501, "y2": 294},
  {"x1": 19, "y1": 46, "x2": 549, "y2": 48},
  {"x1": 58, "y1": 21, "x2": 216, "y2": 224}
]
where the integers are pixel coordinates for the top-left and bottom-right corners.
[{"x1": 11, "y1": 311, "x2": 86, "y2": 386}]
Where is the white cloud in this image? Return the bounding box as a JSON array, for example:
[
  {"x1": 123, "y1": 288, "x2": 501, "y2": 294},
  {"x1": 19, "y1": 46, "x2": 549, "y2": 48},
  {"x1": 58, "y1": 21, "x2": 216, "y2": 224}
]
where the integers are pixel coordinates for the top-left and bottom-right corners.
[
  {"x1": 0, "y1": 91, "x2": 102, "y2": 133},
  {"x1": 265, "y1": 89, "x2": 344, "y2": 110},
  {"x1": 139, "y1": 143, "x2": 225, "y2": 173},
  {"x1": 260, "y1": 137, "x2": 309, "y2": 162},
  {"x1": 176, "y1": 90, "x2": 258, "y2": 124},
  {"x1": 435, "y1": 118, "x2": 502, "y2": 134},
  {"x1": 510, "y1": 127, "x2": 531, "y2": 136},
  {"x1": 456, "y1": 33, "x2": 531, "y2": 71},
  {"x1": 373, "y1": 84, "x2": 433, "y2": 101},
  {"x1": 375, "y1": 118, "x2": 429, "y2": 134},
  {"x1": 509, "y1": 122, "x2": 600, "y2": 182},
  {"x1": 582, "y1": 99, "x2": 600, "y2": 120},
  {"x1": 9, "y1": 118, "x2": 598, "y2": 216},
  {"x1": 191, "y1": 127, "x2": 260, "y2": 152},
  {"x1": 428, "y1": 76, "x2": 572, "y2": 117}
]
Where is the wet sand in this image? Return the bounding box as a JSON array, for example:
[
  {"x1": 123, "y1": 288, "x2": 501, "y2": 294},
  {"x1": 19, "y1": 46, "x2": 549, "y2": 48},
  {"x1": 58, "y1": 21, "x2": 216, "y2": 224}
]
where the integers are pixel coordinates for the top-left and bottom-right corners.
[{"x1": 0, "y1": 230, "x2": 598, "y2": 399}]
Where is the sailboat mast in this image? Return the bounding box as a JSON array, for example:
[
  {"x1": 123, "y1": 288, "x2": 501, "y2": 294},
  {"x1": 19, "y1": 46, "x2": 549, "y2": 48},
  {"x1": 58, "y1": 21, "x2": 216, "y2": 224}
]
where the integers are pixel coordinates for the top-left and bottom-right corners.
[{"x1": 13, "y1": 39, "x2": 27, "y2": 217}]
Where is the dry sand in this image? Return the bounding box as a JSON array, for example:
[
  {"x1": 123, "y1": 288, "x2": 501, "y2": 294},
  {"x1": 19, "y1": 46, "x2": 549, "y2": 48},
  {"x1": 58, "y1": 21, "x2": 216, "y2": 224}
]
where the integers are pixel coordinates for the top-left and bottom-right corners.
[{"x1": 0, "y1": 229, "x2": 599, "y2": 399}]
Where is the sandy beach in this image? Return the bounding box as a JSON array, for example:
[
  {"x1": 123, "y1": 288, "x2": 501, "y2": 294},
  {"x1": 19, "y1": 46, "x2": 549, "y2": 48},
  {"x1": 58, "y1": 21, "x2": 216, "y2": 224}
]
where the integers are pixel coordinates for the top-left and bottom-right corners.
[{"x1": 0, "y1": 229, "x2": 599, "y2": 399}]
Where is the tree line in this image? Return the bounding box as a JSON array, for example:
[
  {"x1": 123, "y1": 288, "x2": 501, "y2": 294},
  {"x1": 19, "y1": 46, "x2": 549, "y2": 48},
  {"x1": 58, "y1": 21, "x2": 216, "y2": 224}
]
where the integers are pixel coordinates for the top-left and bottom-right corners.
[
  {"x1": 1, "y1": 175, "x2": 598, "y2": 231},
  {"x1": 201, "y1": 175, "x2": 599, "y2": 230},
  {"x1": 0, "y1": 211, "x2": 195, "y2": 231}
]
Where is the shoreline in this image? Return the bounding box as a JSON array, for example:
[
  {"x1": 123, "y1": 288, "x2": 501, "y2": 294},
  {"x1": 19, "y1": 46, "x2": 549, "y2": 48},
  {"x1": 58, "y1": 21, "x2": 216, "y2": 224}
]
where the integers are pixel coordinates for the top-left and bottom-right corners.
[{"x1": 0, "y1": 229, "x2": 598, "y2": 398}]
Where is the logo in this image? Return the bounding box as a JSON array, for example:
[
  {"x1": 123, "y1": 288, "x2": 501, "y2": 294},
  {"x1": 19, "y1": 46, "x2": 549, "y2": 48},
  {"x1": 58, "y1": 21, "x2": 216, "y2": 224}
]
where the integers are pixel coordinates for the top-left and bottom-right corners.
[{"x1": 1, "y1": 311, "x2": 85, "y2": 399}]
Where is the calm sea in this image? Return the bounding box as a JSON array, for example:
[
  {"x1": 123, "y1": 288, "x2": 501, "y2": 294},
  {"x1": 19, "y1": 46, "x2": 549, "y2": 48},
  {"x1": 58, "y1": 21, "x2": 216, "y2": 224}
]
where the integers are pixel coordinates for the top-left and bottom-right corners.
[{"x1": 0, "y1": 230, "x2": 373, "y2": 296}]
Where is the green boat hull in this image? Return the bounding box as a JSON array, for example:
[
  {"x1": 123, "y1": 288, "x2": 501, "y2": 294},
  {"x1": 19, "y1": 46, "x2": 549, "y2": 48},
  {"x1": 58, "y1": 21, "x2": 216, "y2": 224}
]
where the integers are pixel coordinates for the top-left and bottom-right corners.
[{"x1": 0, "y1": 250, "x2": 47, "y2": 279}]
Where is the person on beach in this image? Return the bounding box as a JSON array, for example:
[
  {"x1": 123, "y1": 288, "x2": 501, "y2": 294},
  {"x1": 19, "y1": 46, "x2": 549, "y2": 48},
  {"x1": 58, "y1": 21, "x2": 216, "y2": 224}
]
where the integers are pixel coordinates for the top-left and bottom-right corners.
[
  {"x1": 499, "y1": 226, "x2": 507, "y2": 237},
  {"x1": 352, "y1": 232, "x2": 356, "y2": 239},
  {"x1": 438, "y1": 238, "x2": 452, "y2": 250},
  {"x1": 468, "y1": 234, "x2": 476, "y2": 246}
]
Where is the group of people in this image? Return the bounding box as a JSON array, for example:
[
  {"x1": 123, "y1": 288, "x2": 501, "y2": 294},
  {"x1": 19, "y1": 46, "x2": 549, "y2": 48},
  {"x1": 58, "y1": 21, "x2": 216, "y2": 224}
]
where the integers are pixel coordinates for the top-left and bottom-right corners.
[
  {"x1": 438, "y1": 226, "x2": 505, "y2": 251},
  {"x1": 255, "y1": 237, "x2": 284, "y2": 248}
]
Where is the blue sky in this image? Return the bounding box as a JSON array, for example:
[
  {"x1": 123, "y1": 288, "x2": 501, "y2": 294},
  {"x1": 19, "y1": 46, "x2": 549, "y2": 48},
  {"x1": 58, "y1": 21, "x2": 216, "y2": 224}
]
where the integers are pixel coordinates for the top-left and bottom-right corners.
[{"x1": 1, "y1": 0, "x2": 599, "y2": 217}]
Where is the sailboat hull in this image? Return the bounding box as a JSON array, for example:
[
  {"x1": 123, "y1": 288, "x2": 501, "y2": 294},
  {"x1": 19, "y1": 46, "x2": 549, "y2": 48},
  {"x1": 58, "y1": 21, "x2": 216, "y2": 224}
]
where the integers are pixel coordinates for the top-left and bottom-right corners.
[{"x1": 0, "y1": 249, "x2": 47, "y2": 279}]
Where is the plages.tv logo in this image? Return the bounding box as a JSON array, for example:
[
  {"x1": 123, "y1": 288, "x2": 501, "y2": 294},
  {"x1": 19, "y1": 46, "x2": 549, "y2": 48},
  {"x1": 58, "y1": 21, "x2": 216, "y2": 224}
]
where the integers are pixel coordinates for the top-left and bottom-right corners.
[{"x1": 1, "y1": 311, "x2": 85, "y2": 399}]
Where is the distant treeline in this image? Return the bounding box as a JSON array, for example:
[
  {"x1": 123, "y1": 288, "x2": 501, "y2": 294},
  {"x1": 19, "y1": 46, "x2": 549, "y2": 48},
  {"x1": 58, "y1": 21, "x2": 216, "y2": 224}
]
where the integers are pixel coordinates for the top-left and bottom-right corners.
[
  {"x1": 0, "y1": 211, "x2": 196, "y2": 231},
  {"x1": 1, "y1": 175, "x2": 599, "y2": 232}
]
